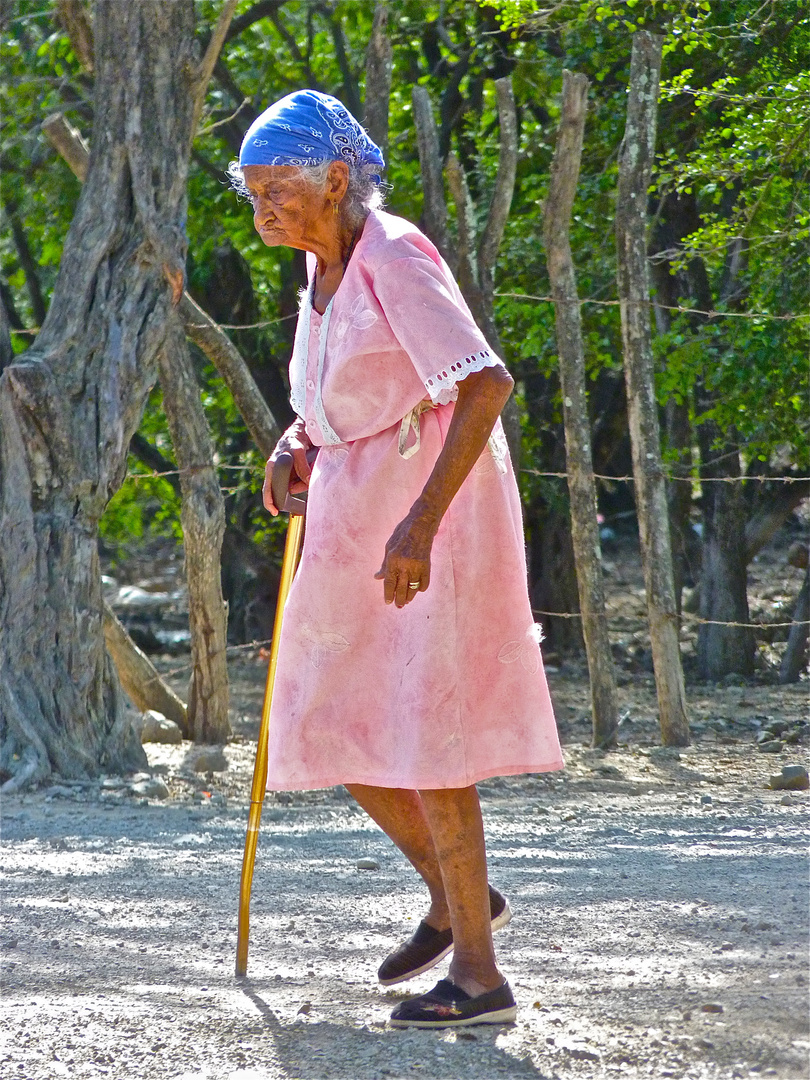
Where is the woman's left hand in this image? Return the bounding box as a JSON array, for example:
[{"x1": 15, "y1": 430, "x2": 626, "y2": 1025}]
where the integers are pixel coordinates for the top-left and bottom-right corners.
[
  {"x1": 375, "y1": 368, "x2": 515, "y2": 610},
  {"x1": 374, "y1": 503, "x2": 438, "y2": 608}
]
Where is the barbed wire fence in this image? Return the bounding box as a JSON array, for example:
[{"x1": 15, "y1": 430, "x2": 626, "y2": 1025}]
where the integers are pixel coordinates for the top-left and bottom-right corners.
[
  {"x1": 117, "y1": 455, "x2": 808, "y2": 685},
  {"x1": 9, "y1": 294, "x2": 810, "y2": 337},
  {"x1": 37, "y1": 286, "x2": 797, "y2": 670}
]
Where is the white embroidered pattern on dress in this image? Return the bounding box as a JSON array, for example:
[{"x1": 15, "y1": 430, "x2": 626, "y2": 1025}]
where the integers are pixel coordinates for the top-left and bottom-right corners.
[
  {"x1": 300, "y1": 624, "x2": 350, "y2": 669},
  {"x1": 424, "y1": 349, "x2": 502, "y2": 406},
  {"x1": 497, "y1": 624, "x2": 544, "y2": 674},
  {"x1": 333, "y1": 294, "x2": 378, "y2": 343}
]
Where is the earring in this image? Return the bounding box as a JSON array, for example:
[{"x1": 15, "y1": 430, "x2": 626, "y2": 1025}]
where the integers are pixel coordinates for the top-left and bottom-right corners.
[{"x1": 332, "y1": 201, "x2": 339, "y2": 216}]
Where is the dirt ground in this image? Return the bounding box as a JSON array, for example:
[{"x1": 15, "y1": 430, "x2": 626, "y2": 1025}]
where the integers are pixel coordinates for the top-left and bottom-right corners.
[{"x1": 2, "y1": 525, "x2": 809, "y2": 1080}]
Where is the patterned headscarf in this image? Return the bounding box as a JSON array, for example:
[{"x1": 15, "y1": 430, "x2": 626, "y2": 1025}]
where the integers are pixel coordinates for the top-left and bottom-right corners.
[{"x1": 239, "y1": 90, "x2": 385, "y2": 182}]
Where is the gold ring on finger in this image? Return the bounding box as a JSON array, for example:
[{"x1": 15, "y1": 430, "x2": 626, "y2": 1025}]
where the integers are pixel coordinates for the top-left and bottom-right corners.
[{"x1": 407, "y1": 581, "x2": 420, "y2": 589}]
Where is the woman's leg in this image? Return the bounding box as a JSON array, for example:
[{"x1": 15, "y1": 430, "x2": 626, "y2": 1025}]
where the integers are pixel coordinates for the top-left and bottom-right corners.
[
  {"x1": 345, "y1": 784, "x2": 450, "y2": 928},
  {"x1": 419, "y1": 785, "x2": 504, "y2": 997}
]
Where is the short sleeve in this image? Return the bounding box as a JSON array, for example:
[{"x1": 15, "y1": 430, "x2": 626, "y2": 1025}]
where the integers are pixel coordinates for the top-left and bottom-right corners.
[{"x1": 371, "y1": 253, "x2": 506, "y2": 405}]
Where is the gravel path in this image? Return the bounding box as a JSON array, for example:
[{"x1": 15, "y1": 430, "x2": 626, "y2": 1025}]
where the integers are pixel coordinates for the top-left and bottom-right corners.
[{"x1": 2, "y1": 724, "x2": 808, "y2": 1080}]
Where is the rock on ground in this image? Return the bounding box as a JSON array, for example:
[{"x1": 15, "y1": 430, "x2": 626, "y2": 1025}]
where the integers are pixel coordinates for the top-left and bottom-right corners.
[{"x1": 135, "y1": 709, "x2": 184, "y2": 745}]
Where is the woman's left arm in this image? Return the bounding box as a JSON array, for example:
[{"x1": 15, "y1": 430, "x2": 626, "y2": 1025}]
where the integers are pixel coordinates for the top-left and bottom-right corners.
[{"x1": 375, "y1": 365, "x2": 515, "y2": 608}]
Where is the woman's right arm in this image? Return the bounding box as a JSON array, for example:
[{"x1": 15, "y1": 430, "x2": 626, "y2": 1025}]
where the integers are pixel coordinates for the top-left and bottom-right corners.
[{"x1": 262, "y1": 417, "x2": 313, "y2": 515}]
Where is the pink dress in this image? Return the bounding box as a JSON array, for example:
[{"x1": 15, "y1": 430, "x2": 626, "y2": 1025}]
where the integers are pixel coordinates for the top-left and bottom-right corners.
[{"x1": 265, "y1": 210, "x2": 562, "y2": 790}]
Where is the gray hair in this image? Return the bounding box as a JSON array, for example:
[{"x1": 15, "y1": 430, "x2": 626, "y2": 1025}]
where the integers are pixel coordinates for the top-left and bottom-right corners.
[{"x1": 226, "y1": 160, "x2": 386, "y2": 227}]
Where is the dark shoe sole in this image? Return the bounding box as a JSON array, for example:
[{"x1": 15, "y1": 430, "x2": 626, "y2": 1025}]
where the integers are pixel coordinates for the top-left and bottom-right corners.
[
  {"x1": 389, "y1": 978, "x2": 517, "y2": 1028},
  {"x1": 389, "y1": 1003, "x2": 517, "y2": 1028}
]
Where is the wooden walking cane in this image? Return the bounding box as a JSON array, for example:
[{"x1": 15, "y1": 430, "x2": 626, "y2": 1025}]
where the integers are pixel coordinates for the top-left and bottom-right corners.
[{"x1": 236, "y1": 451, "x2": 311, "y2": 977}]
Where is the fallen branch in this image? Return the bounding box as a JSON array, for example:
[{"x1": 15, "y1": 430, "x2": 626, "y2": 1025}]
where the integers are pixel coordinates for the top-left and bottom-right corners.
[{"x1": 102, "y1": 602, "x2": 190, "y2": 737}]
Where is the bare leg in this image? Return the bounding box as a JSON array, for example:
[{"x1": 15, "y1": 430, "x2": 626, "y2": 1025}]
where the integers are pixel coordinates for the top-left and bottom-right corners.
[
  {"x1": 419, "y1": 785, "x2": 503, "y2": 997},
  {"x1": 346, "y1": 784, "x2": 450, "y2": 929}
]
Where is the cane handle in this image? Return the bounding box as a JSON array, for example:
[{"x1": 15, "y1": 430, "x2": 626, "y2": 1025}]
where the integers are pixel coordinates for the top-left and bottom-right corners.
[{"x1": 270, "y1": 449, "x2": 317, "y2": 516}]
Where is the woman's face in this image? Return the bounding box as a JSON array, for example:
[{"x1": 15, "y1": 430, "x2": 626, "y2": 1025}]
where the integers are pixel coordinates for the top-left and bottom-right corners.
[{"x1": 242, "y1": 164, "x2": 330, "y2": 251}]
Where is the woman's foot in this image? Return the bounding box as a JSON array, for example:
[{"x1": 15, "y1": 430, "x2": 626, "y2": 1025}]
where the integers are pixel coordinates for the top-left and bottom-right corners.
[
  {"x1": 389, "y1": 978, "x2": 517, "y2": 1028},
  {"x1": 377, "y1": 887, "x2": 511, "y2": 986}
]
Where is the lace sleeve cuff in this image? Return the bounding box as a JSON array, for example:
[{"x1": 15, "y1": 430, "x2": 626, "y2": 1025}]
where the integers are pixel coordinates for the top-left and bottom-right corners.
[{"x1": 423, "y1": 348, "x2": 505, "y2": 405}]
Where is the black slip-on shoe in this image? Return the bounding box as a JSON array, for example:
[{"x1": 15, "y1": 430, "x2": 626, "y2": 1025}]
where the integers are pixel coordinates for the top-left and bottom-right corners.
[
  {"x1": 378, "y1": 886, "x2": 512, "y2": 986},
  {"x1": 389, "y1": 978, "x2": 517, "y2": 1028}
]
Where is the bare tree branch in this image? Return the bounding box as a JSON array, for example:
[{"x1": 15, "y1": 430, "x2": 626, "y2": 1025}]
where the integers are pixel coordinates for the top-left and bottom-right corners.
[
  {"x1": 179, "y1": 294, "x2": 282, "y2": 459},
  {"x1": 213, "y1": 56, "x2": 257, "y2": 122},
  {"x1": 445, "y1": 152, "x2": 479, "y2": 301},
  {"x1": 226, "y1": 0, "x2": 287, "y2": 42},
  {"x1": 196, "y1": 99, "x2": 252, "y2": 139},
  {"x1": 269, "y1": 9, "x2": 305, "y2": 66},
  {"x1": 4, "y1": 205, "x2": 48, "y2": 327},
  {"x1": 363, "y1": 2, "x2": 392, "y2": 161},
  {"x1": 102, "y1": 601, "x2": 190, "y2": 736},
  {"x1": 191, "y1": 0, "x2": 240, "y2": 141},
  {"x1": 56, "y1": 0, "x2": 94, "y2": 72},
  {"x1": 42, "y1": 112, "x2": 89, "y2": 181},
  {"x1": 411, "y1": 86, "x2": 456, "y2": 270},
  {"x1": 317, "y1": 3, "x2": 362, "y2": 119},
  {"x1": 478, "y1": 77, "x2": 518, "y2": 281}
]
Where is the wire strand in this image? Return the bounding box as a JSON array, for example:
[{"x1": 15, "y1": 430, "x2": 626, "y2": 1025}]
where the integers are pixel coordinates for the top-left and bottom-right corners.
[
  {"x1": 532, "y1": 609, "x2": 808, "y2": 630},
  {"x1": 497, "y1": 293, "x2": 809, "y2": 321},
  {"x1": 11, "y1": 297, "x2": 806, "y2": 338}
]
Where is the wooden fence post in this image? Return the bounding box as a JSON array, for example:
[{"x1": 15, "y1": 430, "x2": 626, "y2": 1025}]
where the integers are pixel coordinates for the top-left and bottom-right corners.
[
  {"x1": 545, "y1": 70, "x2": 619, "y2": 749},
  {"x1": 616, "y1": 32, "x2": 690, "y2": 746}
]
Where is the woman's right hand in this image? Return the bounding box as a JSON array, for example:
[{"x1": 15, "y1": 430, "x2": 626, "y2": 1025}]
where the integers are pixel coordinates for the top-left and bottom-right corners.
[{"x1": 262, "y1": 419, "x2": 313, "y2": 515}]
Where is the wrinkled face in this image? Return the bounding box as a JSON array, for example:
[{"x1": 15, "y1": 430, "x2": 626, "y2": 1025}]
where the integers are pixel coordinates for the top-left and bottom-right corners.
[{"x1": 241, "y1": 164, "x2": 327, "y2": 250}]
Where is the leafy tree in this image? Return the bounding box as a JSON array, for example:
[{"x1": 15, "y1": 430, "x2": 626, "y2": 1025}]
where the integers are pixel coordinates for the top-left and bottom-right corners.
[{"x1": 482, "y1": 0, "x2": 809, "y2": 675}]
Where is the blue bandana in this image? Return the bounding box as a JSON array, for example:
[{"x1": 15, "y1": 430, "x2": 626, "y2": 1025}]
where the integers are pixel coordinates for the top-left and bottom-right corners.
[{"x1": 239, "y1": 90, "x2": 385, "y2": 182}]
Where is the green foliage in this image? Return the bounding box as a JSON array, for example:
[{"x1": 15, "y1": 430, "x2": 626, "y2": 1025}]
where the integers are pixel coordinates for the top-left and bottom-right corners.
[
  {"x1": 98, "y1": 387, "x2": 182, "y2": 554},
  {"x1": 481, "y1": 0, "x2": 809, "y2": 472}
]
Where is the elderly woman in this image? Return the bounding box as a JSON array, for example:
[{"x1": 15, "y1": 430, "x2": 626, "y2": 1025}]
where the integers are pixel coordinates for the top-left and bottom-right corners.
[{"x1": 229, "y1": 90, "x2": 562, "y2": 1028}]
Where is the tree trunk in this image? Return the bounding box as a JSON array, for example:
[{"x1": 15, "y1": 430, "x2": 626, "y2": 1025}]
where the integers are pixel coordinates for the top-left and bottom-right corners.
[
  {"x1": 0, "y1": 1, "x2": 197, "y2": 791},
  {"x1": 696, "y1": 428, "x2": 754, "y2": 679},
  {"x1": 545, "y1": 70, "x2": 618, "y2": 749},
  {"x1": 780, "y1": 565, "x2": 809, "y2": 684},
  {"x1": 651, "y1": 256, "x2": 695, "y2": 608},
  {"x1": 0, "y1": 289, "x2": 13, "y2": 371},
  {"x1": 412, "y1": 81, "x2": 522, "y2": 468},
  {"x1": 528, "y1": 503, "x2": 583, "y2": 654},
  {"x1": 745, "y1": 479, "x2": 810, "y2": 563},
  {"x1": 615, "y1": 32, "x2": 690, "y2": 746},
  {"x1": 158, "y1": 321, "x2": 231, "y2": 743},
  {"x1": 411, "y1": 85, "x2": 457, "y2": 270},
  {"x1": 41, "y1": 114, "x2": 284, "y2": 463},
  {"x1": 363, "y1": 2, "x2": 393, "y2": 163}
]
